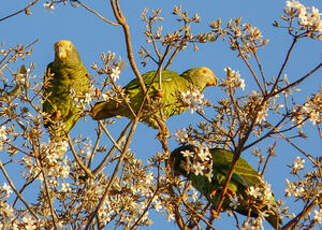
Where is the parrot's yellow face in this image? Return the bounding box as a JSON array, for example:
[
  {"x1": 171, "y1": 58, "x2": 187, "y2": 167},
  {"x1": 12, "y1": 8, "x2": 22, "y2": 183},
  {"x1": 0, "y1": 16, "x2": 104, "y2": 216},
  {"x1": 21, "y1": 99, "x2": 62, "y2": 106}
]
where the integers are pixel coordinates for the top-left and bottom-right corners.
[
  {"x1": 54, "y1": 40, "x2": 74, "y2": 60},
  {"x1": 199, "y1": 67, "x2": 218, "y2": 87}
]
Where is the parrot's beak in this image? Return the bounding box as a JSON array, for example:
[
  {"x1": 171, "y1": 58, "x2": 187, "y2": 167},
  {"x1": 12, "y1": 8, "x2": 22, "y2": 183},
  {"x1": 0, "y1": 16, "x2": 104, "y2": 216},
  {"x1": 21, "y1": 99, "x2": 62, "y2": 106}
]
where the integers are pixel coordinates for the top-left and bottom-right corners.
[
  {"x1": 207, "y1": 73, "x2": 218, "y2": 87},
  {"x1": 56, "y1": 44, "x2": 67, "y2": 60}
]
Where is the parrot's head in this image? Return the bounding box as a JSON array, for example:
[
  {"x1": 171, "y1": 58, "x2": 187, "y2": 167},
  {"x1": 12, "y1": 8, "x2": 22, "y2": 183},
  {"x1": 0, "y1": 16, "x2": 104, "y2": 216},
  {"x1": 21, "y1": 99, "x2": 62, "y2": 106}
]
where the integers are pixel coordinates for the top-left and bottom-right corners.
[
  {"x1": 54, "y1": 40, "x2": 81, "y2": 65},
  {"x1": 182, "y1": 67, "x2": 218, "y2": 90},
  {"x1": 169, "y1": 145, "x2": 196, "y2": 177}
]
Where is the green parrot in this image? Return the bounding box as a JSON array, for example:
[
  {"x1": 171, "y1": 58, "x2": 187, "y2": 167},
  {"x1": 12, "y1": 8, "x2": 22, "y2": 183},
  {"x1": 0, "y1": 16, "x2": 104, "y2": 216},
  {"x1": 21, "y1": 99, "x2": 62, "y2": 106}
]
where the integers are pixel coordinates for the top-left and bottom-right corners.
[
  {"x1": 170, "y1": 145, "x2": 281, "y2": 229},
  {"x1": 90, "y1": 67, "x2": 217, "y2": 128},
  {"x1": 43, "y1": 40, "x2": 90, "y2": 141}
]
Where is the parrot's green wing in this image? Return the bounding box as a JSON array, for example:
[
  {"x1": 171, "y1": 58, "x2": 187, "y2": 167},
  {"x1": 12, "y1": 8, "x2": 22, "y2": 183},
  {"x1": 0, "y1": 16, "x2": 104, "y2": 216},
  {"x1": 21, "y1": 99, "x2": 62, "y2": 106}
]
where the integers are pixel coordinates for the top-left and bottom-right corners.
[
  {"x1": 125, "y1": 70, "x2": 178, "y2": 91},
  {"x1": 170, "y1": 145, "x2": 281, "y2": 229},
  {"x1": 90, "y1": 67, "x2": 217, "y2": 128},
  {"x1": 211, "y1": 148, "x2": 261, "y2": 189},
  {"x1": 43, "y1": 40, "x2": 90, "y2": 143}
]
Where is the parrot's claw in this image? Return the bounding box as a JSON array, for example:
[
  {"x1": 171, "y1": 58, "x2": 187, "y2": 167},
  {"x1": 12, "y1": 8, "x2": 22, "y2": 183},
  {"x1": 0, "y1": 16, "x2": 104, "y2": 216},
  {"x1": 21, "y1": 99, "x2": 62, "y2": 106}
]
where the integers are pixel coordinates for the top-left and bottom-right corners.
[
  {"x1": 211, "y1": 208, "x2": 220, "y2": 218},
  {"x1": 225, "y1": 187, "x2": 235, "y2": 198},
  {"x1": 210, "y1": 187, "x2": 235, "y2": 199}
]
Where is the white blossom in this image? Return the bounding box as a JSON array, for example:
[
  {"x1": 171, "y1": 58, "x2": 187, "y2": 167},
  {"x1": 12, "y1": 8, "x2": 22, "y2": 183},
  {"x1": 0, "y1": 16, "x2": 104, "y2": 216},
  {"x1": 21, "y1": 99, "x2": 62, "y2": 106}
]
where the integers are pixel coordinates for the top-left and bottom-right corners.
[
  {"x1": 2, "y1": 183, "x2": 13, "y2": 196},
  {"x1": 0, "y1": 125, "x2": 7, "y2": 139},
  {"x1": 191, "y1": 190, "x2": 199, "y2": 202},
  {"x1": 291, "y1": 156, "x2": 305, "y2": 173},
  {"x1": 175, "y1": 128, "x2": 188, "y2": 144},
  {"x1": 248, "y1": 186, "x2": 261, "y2": 198},
  {"x1": 192, "y1": 162, "x2": 204, "y2": 176},
  {"x1": 153, "y1": 199, "x2": 163, "y2": 212},
  {"x1": 181, "y1": 150, "x2": 194, "y2": 158},
  {"x1": 284, "y1": 178, "x2": 304, "y2": 198},
  {"x1": 181, "y1": 89, "x2": 205, "y2": 113},
  {"x1": 229, "y1": 196, "x2": 239, "y2": 210},
  {"x1": 256, "y1": 104, "x2": 269, "y2": 124},
  {"x1": 223, "y1": 67, "x2": 246, "y2": 91},
  {"x1": 285, "y1": 0, "x2": 322, "y2": 32},
  {"x1": 145, "y1": 172, "x2": 154, "y2": 184},
  {"x1": 43, "y1": 2, "x2": 56, "y2": 12},
  {"x1": 167, "y1": 212, "x2": 175, "y2": 222},
  {"x1": 313, "y1": 208, "x2": 322, "y2": 224},
  {"x1": 111, "y1": 66, "x2": 121, "y2": 82},
  {"x1": 197, "y1": 143, "x2": 211, "y2": 161},
  {"x1": 61, "y1": 182, "x2": 70, "y2": 192}
]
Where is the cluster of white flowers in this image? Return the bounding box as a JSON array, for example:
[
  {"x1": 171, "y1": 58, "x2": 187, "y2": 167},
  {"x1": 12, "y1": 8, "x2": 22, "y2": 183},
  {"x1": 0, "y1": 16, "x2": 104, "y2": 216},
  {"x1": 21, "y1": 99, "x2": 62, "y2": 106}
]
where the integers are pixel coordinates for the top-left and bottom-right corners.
[
  {"x1": 291, "y1": 87, "x2": 321, "y2": 127},
  {"x1": 285, "y1": 0, "x2": 322, "y2": 32},
  {"x1": 284, "y1": 178, "x2": 305, "y2": 198},
  {"x1": 181, "y1": 89, "x2": 205, "y2": 113},
  {"x1": 192, "y1": 162, "x2": 205, "y2": 176},
  {"x1": 181, "y1": 149, "x2": 194, "y2": 158},
  {"x1": 247, "y1": 180, "x2": 274, "y2": 207},
  {"x1": 153, "y1": 198, "x2": 163, "y2": 212},
  {"x1": 70, "y1": 86, "x2": 96, "y2": 110},
  {"x1": 110, "y1": 66, "x2": 121, "y2": 82},
  {"x1": 43, "y1": 2, "x2": 56, "y2": 12},
  {"x1": 174, "y1": 127, "x2": 189, "y2": 144},
  {"x1": 179, "y1": 143, "x2": 214, "y2": 181},
  {"x1": 291, "y1": 156, "x2": 305, "y2": 174},
  {"x1": 1, "y1": 183, "x2": 12, "y2": 198},
  {"x1": 223, "y1": 67, "x2": 246, "y2": 91},
  {"x1": 0, "y1": 125, "x2": 7, "y2": 140},
  {"x1": 196, "y1": 143, "x2": 211, "y2": 162},
  {"x1": 0, "y1": 202, "x2": 16, "y2": 228},
  {"x1": 302, "y1": 88, "x2": 321, "y2": 125},
  {"x1": 229, "y1": 195, "x2": 239, "y2": 210},
  {"x1": 15, "y1": 67, "x2": 29, "y2": 85},
  {"x1": 313, "y1": 208, "x2": 322, "y2": 224},
  {"x1": 239, "y1": 217, "x2": 264, "y2": 230},
  {"x1": 0, "y1": 125, "x2": 6, "y2": 150},
  {"x1": 256, "y1": 103, "x2": 269, "y2": 125},
  {"x1": 50, "y1": 140, "x2": 69, "y2": 159}
]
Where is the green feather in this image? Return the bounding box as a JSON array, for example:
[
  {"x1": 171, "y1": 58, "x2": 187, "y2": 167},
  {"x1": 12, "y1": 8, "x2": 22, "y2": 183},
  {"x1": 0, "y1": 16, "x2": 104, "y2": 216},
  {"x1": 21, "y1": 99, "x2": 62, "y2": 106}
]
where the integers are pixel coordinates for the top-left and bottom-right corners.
[
  {"x1": 170, "y1": 145, "x2": 282, "y2": 229},
  {"x1": 90, "y1": 67, "x2": 217, "y2": 128},
  {"x1": 43, "y1": 40, "x2": 90, "y2": 142}
]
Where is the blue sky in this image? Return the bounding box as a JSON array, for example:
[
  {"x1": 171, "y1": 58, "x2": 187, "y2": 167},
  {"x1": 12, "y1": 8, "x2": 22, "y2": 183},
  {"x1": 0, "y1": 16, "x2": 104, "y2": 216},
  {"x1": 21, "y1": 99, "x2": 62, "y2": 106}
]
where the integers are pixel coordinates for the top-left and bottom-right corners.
[{"x1": 1, "y1": 0, "x2": 321, "y2": 229}]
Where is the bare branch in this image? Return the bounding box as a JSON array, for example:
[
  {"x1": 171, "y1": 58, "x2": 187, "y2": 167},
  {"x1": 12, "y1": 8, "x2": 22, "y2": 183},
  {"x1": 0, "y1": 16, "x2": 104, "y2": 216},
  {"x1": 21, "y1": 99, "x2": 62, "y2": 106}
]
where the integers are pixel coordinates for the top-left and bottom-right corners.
[{"x1": 0, "y1": 0, "x2": 40, "y2": 22}]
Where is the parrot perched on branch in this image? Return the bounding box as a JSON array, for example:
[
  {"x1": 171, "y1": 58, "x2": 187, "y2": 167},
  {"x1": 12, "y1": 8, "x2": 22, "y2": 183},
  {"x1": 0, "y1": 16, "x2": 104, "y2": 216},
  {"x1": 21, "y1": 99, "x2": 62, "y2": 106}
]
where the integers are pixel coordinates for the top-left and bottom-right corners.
[
  {"x1": 90, "y1": 67, "x2": 217, "y2": 128},
  {"x1": 170, "y1": 145, "x2": 282, "y2": 229},
  {"x1": 43, "y1": 40, "x2": 90, "y2": 141}
]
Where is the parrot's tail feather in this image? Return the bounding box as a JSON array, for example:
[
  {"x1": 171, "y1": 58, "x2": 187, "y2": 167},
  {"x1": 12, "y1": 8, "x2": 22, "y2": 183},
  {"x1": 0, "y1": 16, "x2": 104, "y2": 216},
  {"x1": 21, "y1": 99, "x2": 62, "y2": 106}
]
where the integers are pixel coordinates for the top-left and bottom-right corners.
[
  {"x1": 267, "y1": 214, "x2": 282, "y2": 230},
  {"x1": 90, "y1": 101, "x2": 119, "y2": 120}
]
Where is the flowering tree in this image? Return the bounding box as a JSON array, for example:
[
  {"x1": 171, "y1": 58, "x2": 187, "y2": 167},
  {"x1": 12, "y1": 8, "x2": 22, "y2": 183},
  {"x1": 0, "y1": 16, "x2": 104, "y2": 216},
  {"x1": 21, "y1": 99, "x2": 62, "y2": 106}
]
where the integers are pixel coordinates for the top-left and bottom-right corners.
[{"x1": 0, "y1": 0, "x2": 321, "y2": 229}]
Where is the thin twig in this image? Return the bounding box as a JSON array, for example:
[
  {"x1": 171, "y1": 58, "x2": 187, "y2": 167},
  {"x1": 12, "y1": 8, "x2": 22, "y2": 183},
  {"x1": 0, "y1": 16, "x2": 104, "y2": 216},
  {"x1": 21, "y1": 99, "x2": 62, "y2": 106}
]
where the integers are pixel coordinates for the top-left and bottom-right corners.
[
  {"x1": 281, "y1": 197, "x2": 321, "y2": 230},
  {"x1": 0, "y1": 0, "x2": 40, "y2": 22},
  {"x1": 164, "y1": 47, "x2": 180, "y2": 70},
  {"x1": 110, "y1": 0, "x2": 149, "y2": 101},
  {"x1": 270, "y1": 37, "x2": 297, "y2": 94},
  {"x1": 0, "y1": 159, "x2": 39, "y2": 220},
  {"x1": 129, "y1": 161, "x2": 161, "y2": 230},
  {"x1": 34, "y1": 150, "x2": 58, "y2": 229},
  {"x1": 253, "y1": 51, "x2": 267, "y2": 93},
  {"x1": 182, "y1": 200, "x2": 217, "y2": 230},
  {"x1": 0, "y1": 39, "x2": 39, "y2": 73},
  {"x1": 85, "y1": 118, "x2": 140, "y2": 229},
  {"x1": 88, "y1": 125, "x2": 103, "y2": 168},
  {"x1": 76, "y1": 0, "x2": 119, "y2": 26},
  {"x1": 13, "y1": 174, "x2": 39, "y2": 207},
  {"x1": 236, "y1": 42, "x2": 265, "y2": 95},
  {"x1": 92, "y1": 120, "x2": 132, "y2": 175},
  {"x1": 270, "y1": 62, "x2": 321, "y2": 98},
  {"x1": 67, "y1": 134, "x2": 95, "y2": 179},
  {"x1": 98, "y1": 120, "x2": 123, "y2": 153}
]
